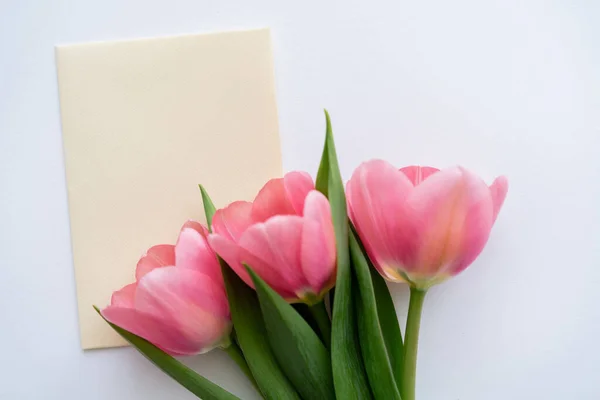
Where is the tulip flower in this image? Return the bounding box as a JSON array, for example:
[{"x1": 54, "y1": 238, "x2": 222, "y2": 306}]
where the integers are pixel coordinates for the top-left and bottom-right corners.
[
  {"x1": 347, "y1": 161, "x2": 508, "y2": 289},
  {"x1": 208, "y1": 171, "x2": 337, "y2": 305},
  {"x1": 101, "y1": 221, "x2": 232, "y2": 355},
  {"x1": 347, "y1": 160, "x2": 508, "y2": 400}
]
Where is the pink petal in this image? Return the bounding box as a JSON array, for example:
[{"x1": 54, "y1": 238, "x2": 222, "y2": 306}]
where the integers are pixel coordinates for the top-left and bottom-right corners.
[
  {"x1": 211, "y1": 201, "x2": 254, "y2": 242},
  {"x1": 399, "y1": 165, "x2": 440, "y2": 186},
  {"x1": 489, "y1": 175, "x2": 509, "y2": 223},
  {"x1": 407, "y1": 167, "x2": 494, "y2": 278},
  {"x1": 101, "y1": 306, "x2": 204, "y2": 355},
  {"x1": 284, "y1": 171, "x2": 315, "y2": 215},
  {"x1": 137, "y1": 267, "x2": 229, "y2": 319},
  {"x1": 135, "y1": 244, "x2": 175, "y2": 281},
  {"x1": 239, "y1": 216, "x2": 307, "y2": 300},
  {"x1": 175, "y1": 227, "x2": 222, "y2": 285},
  {"x1": 346, "y1": 159, "x2": 415, "y2": 281},
  {"x1": 208, "y1": 234, "x2": 253, "y2": 287},
  {"x1": 135, "y1": 267, "x2": 231, "y2": 354},
  {"x1": 181, "y1": 220, "x2": 210, "y2": 237},
  {"x1": 447, "y1": 172, "x2": 495, "y2": 276},
  {"x1": 110, "y1": 282, "x2": 137, "y2": 308},
  {"x1": 251, "y1": 178, "x2": 295, "y2": 222},
  {"x1": 301, "y1": 191, "x2": 336, "y2": 293}
]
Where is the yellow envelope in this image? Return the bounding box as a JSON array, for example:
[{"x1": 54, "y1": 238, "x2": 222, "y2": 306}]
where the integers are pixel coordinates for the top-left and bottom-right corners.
[{"x1": 56, "y1": 28, "x2": 282, "y2": 350}]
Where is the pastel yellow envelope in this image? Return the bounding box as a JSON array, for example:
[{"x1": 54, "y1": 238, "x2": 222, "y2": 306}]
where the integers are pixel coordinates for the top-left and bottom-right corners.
[{"x1": 56, "y1": 28, "x2": 282, "y2": 350}]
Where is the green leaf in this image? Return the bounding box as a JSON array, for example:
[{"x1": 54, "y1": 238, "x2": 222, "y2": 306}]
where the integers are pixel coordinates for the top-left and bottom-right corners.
[
  {"x1": 315, "y1": 110, "x2": 372, "y2": 399},
  {"x1": 315, "y1": 133, "x2": 330, "y2": 197},
  {"x1": 94, "y1": 307, "x2": 239, "y2": 400},
  {"x1": 350, "y1": 224, "x2": 404, "y2": 390},
  {"x1": 370, "y1": 260, "x2": 404, "y2": 390},
  {"x1": 350, "y1": 231, "x2": 402, "y2": 399},
  {"x1": 308, "y1": 301, "x2": 332, "y2": 349},
  {"x1": 222, "y1": 341, "x2": 259, "y2": 391},
  {"x1": 200, "y1": 186, "x2": 300, "y2": 400},
  {"x1": 246, "y1": 266, "x2": 335, "y2": 400},
  {"x1": 222, "y1": 262, "x2": 301, "y2": 400},
  {"x1": 199, "y1": 184, "x2": 217, "y2": 226}
]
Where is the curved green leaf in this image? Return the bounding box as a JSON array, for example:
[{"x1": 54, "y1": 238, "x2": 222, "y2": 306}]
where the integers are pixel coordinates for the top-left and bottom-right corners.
[
  {"x1": 315, "y1": 133, "x2": 330, "y2": 197},
  {"x1": 222, "y1": 263, "x2": 301, "y2": 400},
  {"x1": 316, "y1": 110, "x2": 372, "y2": 399},
  {"x1": 200, "y1": 186, "x2": 300, "y2": 400},
  {"x1": 370, "y1": 259, "x2": 404, "y2": 390},
  {"x1": 199, "y1": 184, "x2": 217, "y2": 226},
  {"x1": 246, "y1": 266, "x2": 335, "y2": 400},
  {"x1": 350, "y1": 231, "x2": 402, "y2": 399},
  {"x1": 350, "y1": 223, "x2": 404, "y2": 389},
  {"x1": 223, "y1": 340, "x2": 258, "y2": 391},
  {"x1": 94, "y1": 307, "x2": 239, "y2": 400}
]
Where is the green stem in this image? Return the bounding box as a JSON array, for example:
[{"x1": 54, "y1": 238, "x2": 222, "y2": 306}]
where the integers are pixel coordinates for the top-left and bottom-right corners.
[
  {"x1": 401, "y1": 288, "x2": 427, "y2": 400},
  {"x1": 224, "y1": 340, "x2": 259, "y2": 391},
  {"x1": 309, "y1": 301, "x2": 332, "y2": 348}
]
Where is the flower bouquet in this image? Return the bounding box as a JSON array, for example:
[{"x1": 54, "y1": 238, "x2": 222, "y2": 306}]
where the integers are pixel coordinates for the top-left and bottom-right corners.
[{"x1": 97, "y1": 111, "x2": 507, "y2": 400}]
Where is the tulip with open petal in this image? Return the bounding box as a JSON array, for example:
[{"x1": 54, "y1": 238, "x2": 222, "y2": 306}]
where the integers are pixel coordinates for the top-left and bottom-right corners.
[
  {"x1": 347, "y1": 161, "x2": 508, "y2": 290},
  {"x1": 208, "y1": 171, "x2": 337, "y2": 305},
  {"x1": 101, "y1": 221, "x2": 231, "y2": 355}
]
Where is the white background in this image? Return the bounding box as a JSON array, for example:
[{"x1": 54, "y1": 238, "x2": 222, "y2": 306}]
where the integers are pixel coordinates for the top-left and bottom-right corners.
[{"x1": 1, "y1": 1, "x2": 599, "y2": 399}]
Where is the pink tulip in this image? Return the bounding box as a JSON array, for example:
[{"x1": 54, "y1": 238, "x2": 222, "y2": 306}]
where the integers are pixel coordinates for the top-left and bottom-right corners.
[
  {"x1": 347, "y1": 161, "x2": 508, "y2": 289},
  {"x1": 101, "y1": 221, "x2": 231, "y2": 355},
  {"x1": 208, "y1": 172, "x2": 337, "y2": 304}
]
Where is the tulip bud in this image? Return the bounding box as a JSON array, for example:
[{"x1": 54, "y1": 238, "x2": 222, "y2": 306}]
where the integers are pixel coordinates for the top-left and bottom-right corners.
[
  {"x1": 102, "y1": 221, "x2": 231, "y2": 355},
  {"x1": 347, "y1": 161, "x2": 508, "y2": 289},
  {"x1": 209, "y1": 172, "x2": 337, "y2": 304}
]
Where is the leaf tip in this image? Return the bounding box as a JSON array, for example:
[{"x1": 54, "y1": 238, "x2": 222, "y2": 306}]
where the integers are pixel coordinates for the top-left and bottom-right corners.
[
  {"x1": 93, "y1": 306, "x2": 105, "y2": 320},
  {"x1": 243, "y1": 263, "x2": 258, "y2": 282},
  {"x1": 323, "y1": 109, "x2": 332, "y2": 130},
  {"x1": 199, "y1": 184, "x2": 217, "y2": 228},
  {"x1": 243, "y1": 264, "x2": 271, "y2": 297}
]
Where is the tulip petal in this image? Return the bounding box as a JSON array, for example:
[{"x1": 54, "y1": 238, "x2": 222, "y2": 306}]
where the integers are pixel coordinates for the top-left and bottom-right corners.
[
  {"x1": 301, "y1": 191, "x2": 336, "y2": 293},
  {"x1": 445, "y1": 172, "x2": 499, "y2": 275},
  {"x1": 399, "y1": 165, "x2": 440, "y2": 186},
  {"x1": 137, "y1": 266, "x2": 230, "y2": 319},
  {"x1": 135, "y1": 244, "x2": 175, "y2": 280},
  {"x1": 211, "y1": 201, "x2": 254, "y2": 242},
  {"x1": 406, "y1": 167, "x2": 464, "y2": 276},
  {"x1": 251, "y1": 178, "x2": 296, "y2": 222},
  {"x1": 135, "y1": 267, "x2": 231, "y2": 354},
  {"x1": 101, "y1": 306, "x2": 199, "y2": 355},
  {"x1": 489, "y1": 175, "x2": 509, "y2": 223},
  {"x1": 208, "y1": 233, "x2": 253, "y2": 287},
  {"x1": 251, "y1": 171, "x2": 314, "y2": 222},
  {"x1": 239, "y1": 216, "x2": 307, "y2": 299},
  {"x1": 284, "y1": 171, "x2": 315, "y2": 215},
  {"x1": 175, "y1": 227, "x2": 222, "y2": 285},
  {"x1": 181, "y1": 220, "x2": 209, "y2": 236},
  {"x1": 110, "y1": 282, "x2": 137, "y2": 308},
  {"x1": 408, "y1": 167, "x2": 493, "y2": 280},
  {"x1": 346, "y1": 159, "x2": 414, "y2": 281}
]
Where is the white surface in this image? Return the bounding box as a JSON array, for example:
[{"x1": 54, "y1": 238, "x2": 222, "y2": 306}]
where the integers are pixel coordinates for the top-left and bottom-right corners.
[{"x1": 1, "y1": 1, "x2": 599, "y2": 399}]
